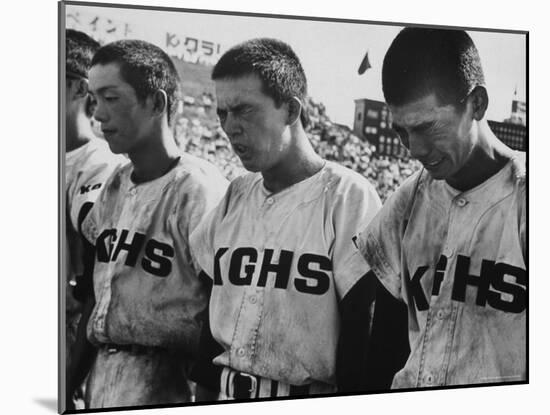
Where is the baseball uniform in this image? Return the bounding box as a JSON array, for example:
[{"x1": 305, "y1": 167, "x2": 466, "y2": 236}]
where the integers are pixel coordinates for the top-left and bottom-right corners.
[
  {"x1": 65, "y1": 138, "x2": 125, "y2": 370},
  {"x1": 356, "y1": 151, "x2": 526, "y2": 388},
  {"x1": 190, "y1": 160, "x2": 381, "y2": 398},
  {"x1": 80, "y1": 153, "x2": 228, "y2": 408}
]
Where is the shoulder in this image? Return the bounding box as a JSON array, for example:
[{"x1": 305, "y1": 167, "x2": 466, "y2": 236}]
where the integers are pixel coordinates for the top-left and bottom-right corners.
[
  {"x1": 509, "y1": 151, "x2": 526, "y2": 213},
  {"x1": 97, "y1": 162, "x2": 132, "y2": 201},
  {"x1": 321, "y1": 160, "x2": 379, "y2": 200},
  {"x1": 226, "y1": 171, "x2": 261, "y2": 198},
  {"x1": 510, "y1": 151, "x2": 526, "y2": 185},
  {"x1": 385, "y1": 168, "x2": 426, "y2": 212},
  {"x1": 70, "y1": 139, "x2": 128, "y2": 183},
  {"x1": 170, "y1": 153, "x2": 229, "y2": 192},
  {"x1": 83, "y1": 138, "x2": 126, "y2": 168}
]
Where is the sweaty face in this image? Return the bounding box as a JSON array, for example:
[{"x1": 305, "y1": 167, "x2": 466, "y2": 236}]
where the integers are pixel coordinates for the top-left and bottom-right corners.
[
  {"x1": 88, "y1": 63, "x2": 153, "y2": 155},
  {"x1": 215, "y1": 74, "x2": 290, "y2": 173},
  {"x1": 390, "y1": 93, "x2": 476, "y2": 182}
]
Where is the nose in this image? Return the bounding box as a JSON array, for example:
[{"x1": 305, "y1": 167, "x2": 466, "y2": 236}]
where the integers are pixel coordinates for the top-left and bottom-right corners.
[
  {"x1": 408, "y1": 133, "x2": 431, "y2": 160},
  {"x1": 221, "y1": 112, "x2": 241, "y2": 137},
  {"x1": 93, "y1": 99, "x2": 108, "y2": 123}
]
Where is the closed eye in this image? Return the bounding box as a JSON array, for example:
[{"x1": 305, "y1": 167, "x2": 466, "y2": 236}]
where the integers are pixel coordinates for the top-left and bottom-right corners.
[
  {"x1": 393, "y1": 125, "x2": 409, "y2": 148},
  {"x1": 415, "y1": 122, "x2": 436, "y2": 134}
]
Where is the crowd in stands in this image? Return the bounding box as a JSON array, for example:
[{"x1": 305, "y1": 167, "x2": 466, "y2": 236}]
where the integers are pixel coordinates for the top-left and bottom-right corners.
[{"x1": 174, "y1": 93, "x2": 421, "y2": 202}]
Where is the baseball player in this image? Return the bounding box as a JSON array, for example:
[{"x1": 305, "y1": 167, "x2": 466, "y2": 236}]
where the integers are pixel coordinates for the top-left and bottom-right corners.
[
  {"x1": 67, "y1": 39, "x2": 228, "y2": 408},
  {"x1": 356, "y1": 28, "x2": 526, "y2": 388},
  {"x1": 64, "y1": 29, "x2": 126, "y2": 409},
  {"x1": 189, "y1": 38, "x2": 384, "y2": 401}
]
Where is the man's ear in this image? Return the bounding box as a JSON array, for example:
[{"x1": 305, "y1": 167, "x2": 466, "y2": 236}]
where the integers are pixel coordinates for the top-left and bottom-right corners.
[
  {"x1": 69, "y1": 78, "x2": 89, "y2": 100},
  {"x1": 151, "y1": 89, "x2": 168, "y2": 118},
  {"x1": 287, "y1": 96, "x2": 303, "y2": 126},
  {"x1": 469, "y1": 85, "x2": 489, "y2": 121}
]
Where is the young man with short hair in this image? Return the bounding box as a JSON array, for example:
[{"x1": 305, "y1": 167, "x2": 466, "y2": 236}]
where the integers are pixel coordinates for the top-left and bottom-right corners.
[
  {"x1": 356, "y1": 28, "x2": 526, "y2": 388},
  {"x1": 190, "y1": 38, "x2": 384, "y2": 400},
  {"x1": 68, "y1": 39, "x2": 228, "y2": 408}
]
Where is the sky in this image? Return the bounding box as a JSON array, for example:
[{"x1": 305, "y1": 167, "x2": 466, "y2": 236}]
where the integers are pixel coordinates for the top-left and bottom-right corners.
[{"x1": 65, "y1": 3, "x2": 526, "y2": 128}]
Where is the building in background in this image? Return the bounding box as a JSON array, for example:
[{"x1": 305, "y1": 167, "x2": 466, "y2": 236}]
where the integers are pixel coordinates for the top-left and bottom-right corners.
[
  {"x1": 353, "y1": 98, "x2": 406, "y2": 158},
  {"x1": 353, "y1": 97, "x2": 527, "y2": 157},
  {"x1": 488, "y1": 120, "x2": 526, "y2": 151}
]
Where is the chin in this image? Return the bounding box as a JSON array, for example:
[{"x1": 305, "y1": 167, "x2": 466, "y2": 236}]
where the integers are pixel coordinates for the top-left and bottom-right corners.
[
  {"x1": 239, "y1": 159, "x2": 261, "y2": 173},
  {"x1": 106, "y1": 142, "x2": 126, "y2": 155}
]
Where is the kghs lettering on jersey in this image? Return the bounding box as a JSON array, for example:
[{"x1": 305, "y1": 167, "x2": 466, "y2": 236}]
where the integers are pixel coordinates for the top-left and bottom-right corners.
[
  {"x1": 410, "y1": 254, "x2": 526, "y2": 313},
  {"x1": 213, "y1": 247, "x2": 331, "y2": 295},
  {"x1": 96, "y1": 228, "x2": 174, "y2": 277}
]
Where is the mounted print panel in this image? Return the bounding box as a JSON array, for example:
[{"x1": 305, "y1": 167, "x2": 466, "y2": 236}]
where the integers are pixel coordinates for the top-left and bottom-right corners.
[{"x1": 59, "y1": 1, "x2": 527, "y2": 413}]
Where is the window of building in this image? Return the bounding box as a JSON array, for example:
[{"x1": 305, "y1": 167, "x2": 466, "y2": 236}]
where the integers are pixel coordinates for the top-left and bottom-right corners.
[{"x1": 367, "y1": 109, "x2": 380, "y2": 119}]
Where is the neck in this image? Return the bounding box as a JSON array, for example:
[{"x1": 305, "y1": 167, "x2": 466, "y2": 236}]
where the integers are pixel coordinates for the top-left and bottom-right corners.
[
  {"x1": 262, "y1": 128, "x2": 325, "y2": 194},
  {"x1": 446, "y1": 121, "x2": 516, "y2": 191},
  {"x1": 128, "y1": 128, "x2": 181, "y2": 183}
]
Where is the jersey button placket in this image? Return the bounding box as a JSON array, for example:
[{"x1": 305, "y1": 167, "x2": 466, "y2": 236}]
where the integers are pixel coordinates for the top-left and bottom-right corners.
[
  {"x1": 424, "y1": 372, "x2": 435, "y2": 386},
  {"x1": 436, "y1": 308, "x2": 449, "y2": 320},
  {"x1": 442, "y1": 245, "x2": 454, "y2": 258}
]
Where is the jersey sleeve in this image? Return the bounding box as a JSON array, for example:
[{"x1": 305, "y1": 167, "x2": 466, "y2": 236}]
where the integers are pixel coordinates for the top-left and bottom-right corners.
[
  {"x1": 514, "y1": 153, "x2": 527, "y2": 263},
  {"x1": 79, "y1": 188, "x2": 104, "y2": 246},
  {"x1": 331, "y1": 178, "x2": 382, "y2": 300},
  {"x1": 355, "y1": 172, "x2": 421, "y2": 300},
  {"x1": 189, "y1": 181, "x2": 233, "y2": 279},
  {"x1": 180, "y1": 170, "x2": 229, "y2": 277}
]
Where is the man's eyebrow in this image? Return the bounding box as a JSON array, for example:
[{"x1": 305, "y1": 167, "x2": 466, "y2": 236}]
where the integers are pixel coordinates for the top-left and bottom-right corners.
[
  {"x1": 219, "y1": 103, "x2": 248, "y2": 113},
  {"x1": 89, "y1": 86, "x2": 119, "y2": 95}
]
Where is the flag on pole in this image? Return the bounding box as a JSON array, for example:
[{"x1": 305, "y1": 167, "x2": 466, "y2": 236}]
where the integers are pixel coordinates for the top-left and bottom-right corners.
[{"x1": 358, "y1": 50, "x2": 371, "y2": 75}]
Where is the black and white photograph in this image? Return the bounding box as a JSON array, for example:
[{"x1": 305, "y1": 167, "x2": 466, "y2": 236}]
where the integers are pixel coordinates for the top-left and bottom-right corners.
[
  {"x1": 59, "y1": 0, "x2": 528, "y2": 413},
  {"x1": 57, "y1": 0, "x2": 531, "y2": 413}
]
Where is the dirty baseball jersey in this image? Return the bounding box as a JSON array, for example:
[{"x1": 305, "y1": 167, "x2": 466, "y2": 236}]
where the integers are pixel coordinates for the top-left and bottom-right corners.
[
  {"x1": 190, "y1": 161, "x2": 381, "y2": 386},
  {"x1": 81, "y1": 154, "x2": 228, "y2": 349},
  {"x1": 356, "y1": 152, "x2": 526, "y2": 388},
  {"x1": 65, "y1": 138, "x2": 125, "y2": 370},
  {"x1": 66, "y1": 138, "x2": 125, "y2": 292}
]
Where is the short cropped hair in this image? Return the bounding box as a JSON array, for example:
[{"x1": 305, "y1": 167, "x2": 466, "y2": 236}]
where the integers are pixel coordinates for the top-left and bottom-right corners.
[
  {"x1": 91, "y1": 39, "x2": 181, "y2": 125},
  {"x1": 66, "y1": 29, "x2": 100, "y2": 80},
  {"x1": 212, "y1": 38, "x2": 309, "y2": 128},
  {"x1": 66, "y1": 29, "x2": 100, "y2": 117},
  {"x1": 382, "y1": 28, "x2": 485, "y2": 107}
]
